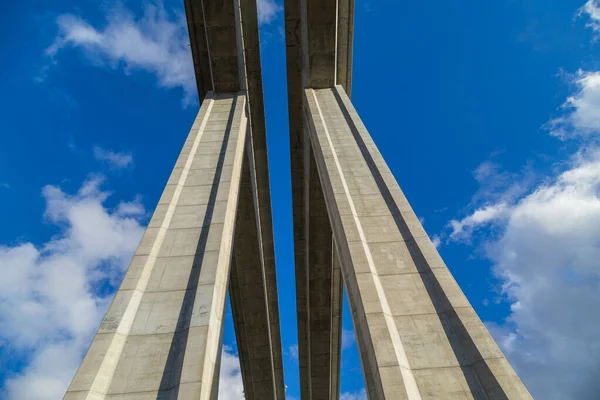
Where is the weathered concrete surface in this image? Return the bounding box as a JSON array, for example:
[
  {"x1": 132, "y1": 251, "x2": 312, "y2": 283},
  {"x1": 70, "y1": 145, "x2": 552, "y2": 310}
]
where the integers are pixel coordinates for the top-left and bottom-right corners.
[
  {"x1": 284, "y1": 1, "x2": 354, "y2": 397},
  {"x1": 64, "y1": 93, "x2": 248, "y2": 399},
  {"x1": 304, "y1": 86, "x2": 532, "y2": 400}
]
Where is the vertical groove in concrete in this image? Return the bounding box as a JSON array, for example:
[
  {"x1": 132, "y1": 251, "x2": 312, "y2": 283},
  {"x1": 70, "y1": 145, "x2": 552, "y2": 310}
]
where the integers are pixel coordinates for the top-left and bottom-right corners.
[
  {"x1": 304, "y1": 87, "x2": 533, "y2": 400},
  {"x1": 63, "y1": 93, "x2": 248, "y2": 399}
]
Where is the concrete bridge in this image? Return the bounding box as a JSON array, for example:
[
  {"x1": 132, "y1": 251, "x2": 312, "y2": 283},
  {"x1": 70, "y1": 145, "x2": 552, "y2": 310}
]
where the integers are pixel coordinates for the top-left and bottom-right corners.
[{"x1": 63, "y1": 0, "x2": 532, "y2": 399}]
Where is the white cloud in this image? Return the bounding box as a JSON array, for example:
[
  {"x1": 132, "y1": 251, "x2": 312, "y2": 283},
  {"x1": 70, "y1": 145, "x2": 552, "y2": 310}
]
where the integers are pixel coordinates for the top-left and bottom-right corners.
[
  {"x1": 218, "y1": 346, "x2": 245, "y2": 400},
  {"x1": 548, "y1": 71, "x2": 600, "y2": 139},
  {"x1": 431, "y1": 235, "x2": 441, "y2": 248},
  {"x1": 0, "y1": 176, "x2": 146, "y2": 400},
  {"x1": 93, "y1": 146, "x2": 133, "y2": 169},
  {"x1": 449, "y1": 202, "x2": 510, "y2": 241},
  {"x1": 0, "y1": 183, "x2": 9, "y2": 189},
  {"x1": 580, "y1": 1, "x2": 600, "y2": 37},
  {"x1": 447, "y1": 157, "x2": 536, "y2": 243},
  {"x1": 46, "y1": 3, "x2": 196, "y2": 101},
  {"x1": 44, "y1": 0, "x2": 282, "y2": 102},
  {"x1": 446, "y1": 63, "x2": 600, "y2": 398},
  {"x1": 340, "y1": 388, "x2": 367, "y2": 400},
  {"x1": 257, "y1": 0, "x2": 282, "y2": 24}
]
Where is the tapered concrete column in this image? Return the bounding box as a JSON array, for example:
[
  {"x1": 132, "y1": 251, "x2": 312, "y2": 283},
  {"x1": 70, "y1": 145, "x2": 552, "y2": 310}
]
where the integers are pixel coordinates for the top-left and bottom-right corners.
[
  {"x1": 229, "y1": 140, "x2": 285, "y2": 400},
  {"x1": 299, "y1": 136, "x2": 343, "y2": 400},
  {"x1": 64, "y1": 92, "x2": 247, "y2": 400},
  {"x1": 304, "y1": 86, "x2": 532, "y2": 400}
]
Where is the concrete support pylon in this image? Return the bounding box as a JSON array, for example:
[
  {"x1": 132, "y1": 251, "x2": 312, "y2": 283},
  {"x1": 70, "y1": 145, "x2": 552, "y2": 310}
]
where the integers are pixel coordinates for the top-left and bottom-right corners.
[
  {"x1": 229, "y1": 137, "x2": 285, "y2": 400},
  {"x1": 303, "y1": 86, "x2": 533, "y2": 399},
  {"x1": 64, "y1": 0, "x2": 286, "y2": 397},
  {"x1": 64, "y1": 93, "x2": 248, "y2": 399}
]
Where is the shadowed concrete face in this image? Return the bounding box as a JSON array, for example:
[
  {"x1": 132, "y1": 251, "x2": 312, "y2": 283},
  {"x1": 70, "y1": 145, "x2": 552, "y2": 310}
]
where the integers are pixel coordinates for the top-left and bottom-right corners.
[{"x1": 303, "y1": 86, "x2": 533, "y2": 400}]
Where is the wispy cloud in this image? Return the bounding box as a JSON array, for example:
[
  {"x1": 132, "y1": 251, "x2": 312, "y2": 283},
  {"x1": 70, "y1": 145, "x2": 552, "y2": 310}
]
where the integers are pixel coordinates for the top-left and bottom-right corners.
[
  {"x1": 0, "y1": 183, "x2": 9, "y2": 189},
  {"x1": 448, "y1": 202, "x2": 510, "y2": 242},
  {"x1": 44, "y1": 0, "x2": 282, "y2": 103},
  {"x1": 93, "y1": 146, "x2": 133, "y2": 169},
  {"x1": 46, "y1": 3, "x2": 196, "y2": 102},
  {"x1": 341, "y1": 328, "x2": 356, "y2": 350},
  {"x1": 340, "y1": 388, "x2": 367, "y2": 400},
  {"x1": 547, "y1": 70, "x2": 600, "y2": 139},
  {"x1": 257, "y1": 0, "x2": 282, "y2": 24}
]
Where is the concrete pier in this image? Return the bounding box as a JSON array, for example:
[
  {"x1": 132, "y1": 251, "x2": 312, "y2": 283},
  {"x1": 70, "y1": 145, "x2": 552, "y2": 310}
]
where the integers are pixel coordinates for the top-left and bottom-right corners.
[
  {"x1": 64, "y1": 93, "x2": 248, "y2": 399},
  {"x1": 302, "y1": 86, "x2": 532, "y2": 399},
  {"x1": 64, "y1": 0, "x2": 285, "y2": 398},
  {"x1": 63, "y1": 0, "x2": 532, "y2": 397},
  {"x1": 284, "y1": 0, "x2": 532, "y2": 398}
]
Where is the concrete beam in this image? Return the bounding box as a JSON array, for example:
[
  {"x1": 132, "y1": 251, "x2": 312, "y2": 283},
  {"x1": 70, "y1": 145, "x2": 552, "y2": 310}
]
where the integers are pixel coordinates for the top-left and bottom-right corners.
[
  {"x1": 304, "y1": 86, "x2": 532, "y2": 399},
  {"x1": 64, "y1": 93, "x2": 248, "y2": 399}
]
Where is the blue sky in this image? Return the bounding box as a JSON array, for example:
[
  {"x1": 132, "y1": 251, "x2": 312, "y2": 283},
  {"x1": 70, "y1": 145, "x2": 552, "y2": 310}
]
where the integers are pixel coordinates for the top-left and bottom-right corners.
[{"x1": 2, "y1": 0, "x2": 600, "y2": 399}]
